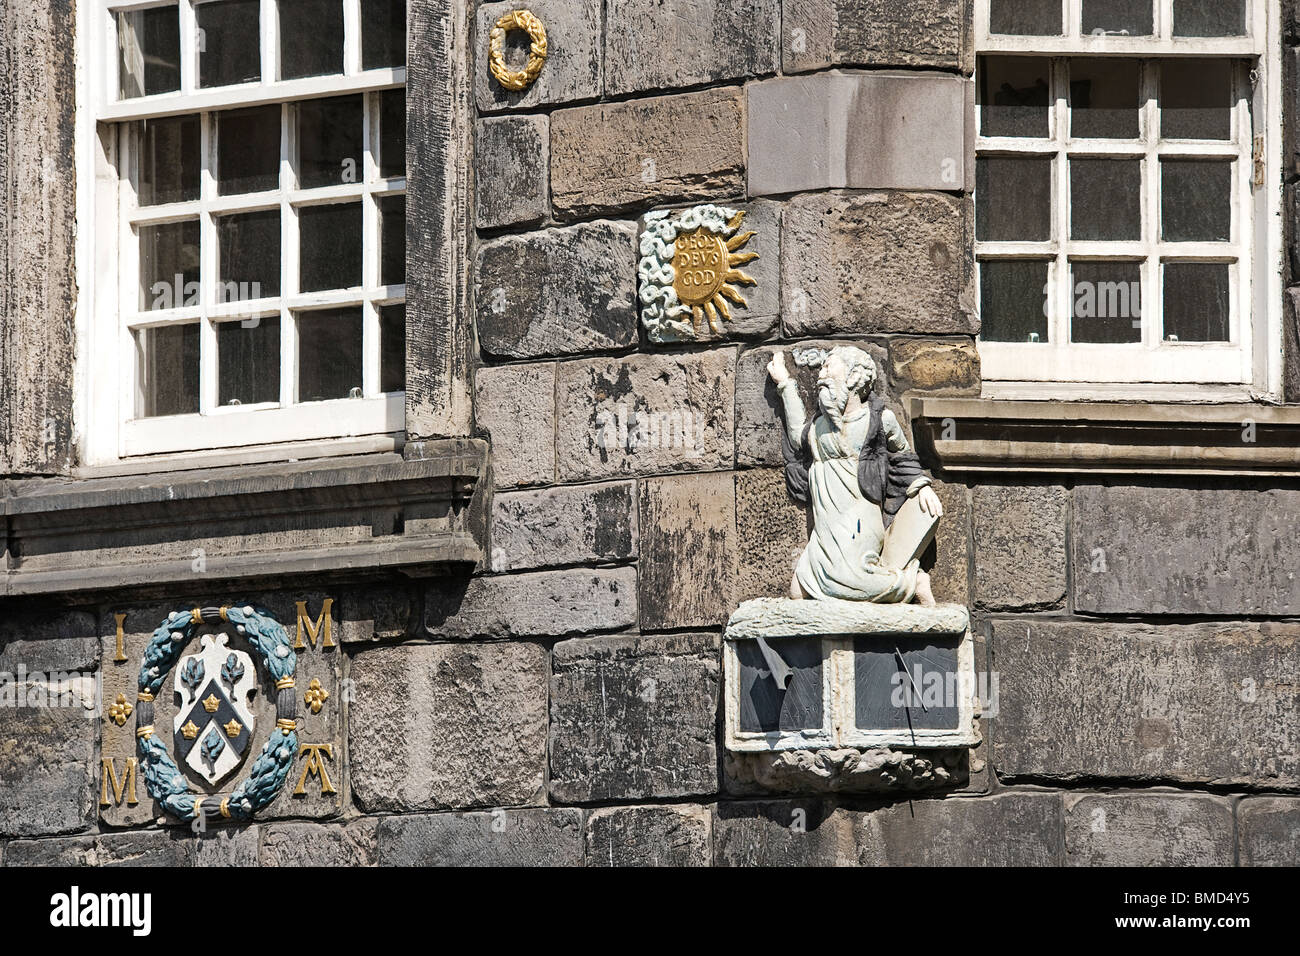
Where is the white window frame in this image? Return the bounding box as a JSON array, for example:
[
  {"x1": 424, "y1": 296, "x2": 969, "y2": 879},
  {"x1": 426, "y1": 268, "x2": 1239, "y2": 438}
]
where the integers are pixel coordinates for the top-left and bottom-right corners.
[
  {"x1": 75, "y1": 0, "x2": 407, "y2": 468},
  {"x1": 973, "y1": 0, "x2": 1283, "y2": 399}
]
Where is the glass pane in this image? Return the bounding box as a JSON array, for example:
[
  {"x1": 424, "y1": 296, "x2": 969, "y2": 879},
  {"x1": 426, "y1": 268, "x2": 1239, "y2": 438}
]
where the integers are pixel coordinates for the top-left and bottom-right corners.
[
  {"x1": 1163, "y1": 263, "x2": 1229, "y2": 342},
  {"x1": 1162, "y1": 161, "x2": 1232, "y2": 242},
  {"x1": 979, "y1": 57, "x2": 1051, "y2": 138},
  {"x1": 135, "y1": 324, "x2": 199, "y2": 417},
  {"x1": 298, "y1": 307, "x2": 363, "y2": 402},
  {"x1": 299, "y1": 203, "x2": 362, "y2": 293},
  {"x1": 362, "y1": 0, "x2": 406, "y2": 70},
  {"x1": 1071, "y1": 262, "x2": 1142, "y2": 343},
  {"x1": 1161, "y1": 59, "x2": 1233, "y2": 140},
  {"x1": 1070, "y1": 59, "x2": 1140, "y2": 139},
  {"x1": 1173, "y1": 0, "x2": 1246, "y2": 37},
  {"x1": 1071, "y1": 159, "x2": 1141, "y2": 240},
  {"x1": 379, "y1": 195, "x2": 405, "y2": 286},
  {"x1": 198, "y1": 0, "x2": 262, "y2": 88},
  {"x1": 139, "y1": 220, "x2": 200, "y2": 311},
  {"x1": 138, "y1": 115, "x2": 200, "y2": 205},
  {"x1": 1082, "y1": 0, "x2": 1153, "y2": 36},
  {"x1": 980, "y1": 260, "x2": 1050, "y2": 343},
  {"x1": 989, "y1": 0, "x2": 1062, "y2": 36},
  {"x1": 379, "y1": 88, "x2": 405, "y2": 179},
  {"x1": 379, "y1": 304, "x2": 405, "y2": 393},
  {"x1": 118, "y1": 7, "x2": 181, "y2": 98},
  {"x1": 977, "y1": 157, "x2": 1052, "y2": 242},
  {"x1": 297, "y1": 95, "x2": 364, "y2": 189},
  {"x1": 279, "y1": 0, "x2": 344, "y2": 80},
  {"x1": 217, "y1": 209, "x2": 280, "y2": 300},
  {"x1": 217, "y1": 105, "x2": 281, "y2": 195},
  {"x1": 217, "y1": 316, "x2": 281, "y2": 406}
]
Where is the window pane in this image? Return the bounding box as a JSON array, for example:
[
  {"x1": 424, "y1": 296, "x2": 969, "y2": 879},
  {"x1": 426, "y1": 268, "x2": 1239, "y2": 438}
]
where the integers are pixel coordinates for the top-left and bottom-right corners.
[
  {"x1": 299, "y1": 203, "x2": 362, "y2": 293},
  {"x1": 379, "y1": 88, "x2": 406, "y2": 179},
  {"x1": 135, "y1": 324, "x2": 199, "y2": 417},
  {"x1": 279, "y1": 0, "x2": 344, "y2": 80},
  {"x1": 1162, "y1": 161, "x2": 1232, "y2": 242},
  {"x1": 1173, "y1": 0, "x2": 1246, "y2": 37},
  {"x1": 139, "y1": 115, "x2": 200, "y2": 205},
  {"x1": 1071, "y1": 262, "x2": 1142, "y2": 343},
  {"x1": 217, "y1": 210, "x2": 281, "y2": 300},
  {"x1": 1082, "y1": 0, "x2": 1153, "y2": 36},
  {"x1": 119, "y1": 7, "x2": 181, "y2": 98},
  {"x1": 980, "y1": 260, "x2": 1050, "y2": 343},
  {"x1": 217, "y1": 316, "x2": 281, "y2": 406},
  {"x1": 1070, "y1": 58, "x2": 1140, "y2": 139},
  {"x1": 139, "y1": 220, "x2": 200, "y2": 311},
  {"x1": 362, "y1": 0, "x2": 406, "y2": 70},
  {"x1": 979, "y1": 57, "x2": 1051, "y2": 138},
  {"x1": 977, "y1": 157, "x2": 1052, "y2": 242},
  {"x1": 989, "y1": 0, "x2": 1062, "y2": 36},
  {"x1": 198, "y1": 0, "x2": 262, "y2": 88},
  {"x1": 297, "y1": 95, "x2": 364, "y2": 189},
  {"x1": 298, "y1": 307, "x2": 363, "y2": 401},
  {"x1": 1161, "y1": 59, "x2": 1233, "y2": 140},
  {"x1": 1163, "y1": 263, "x2": 1229, "y2": 342},
  {"x1": 379, "y1": 304, "x2": 405, "y2": 393},
  {"x1": 217, "y1": 105, "x2": 281, "y2": 195},
  {"x1": 379, "y1": 195, "x2": 405, "y2": 286},
  {"x1": 1071, "y1": 159, "x2": 1141, "y2": 240}
]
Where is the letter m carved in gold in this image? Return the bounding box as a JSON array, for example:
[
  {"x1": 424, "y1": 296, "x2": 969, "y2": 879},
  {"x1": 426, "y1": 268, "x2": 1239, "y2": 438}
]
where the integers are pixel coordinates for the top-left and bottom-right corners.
[
  {"x1": 294, "y1": 598, "x2": 336, "y2": 650},
  {"x1": 101, "y1": 757, "x2": 139, "y2": 807}
]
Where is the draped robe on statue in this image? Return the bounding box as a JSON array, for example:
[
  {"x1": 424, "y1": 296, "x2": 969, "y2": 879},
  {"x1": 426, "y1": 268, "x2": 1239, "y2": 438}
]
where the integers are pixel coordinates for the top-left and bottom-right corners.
[{"x1": 779, "y1": 384, "x2": 930, "y2": 603}]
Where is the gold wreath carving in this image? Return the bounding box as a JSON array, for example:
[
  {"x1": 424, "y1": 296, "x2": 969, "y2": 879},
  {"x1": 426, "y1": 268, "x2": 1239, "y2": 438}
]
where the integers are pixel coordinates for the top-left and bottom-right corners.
[{"x1": 488, "y1": 10, "x2": 548, "y2": 92}]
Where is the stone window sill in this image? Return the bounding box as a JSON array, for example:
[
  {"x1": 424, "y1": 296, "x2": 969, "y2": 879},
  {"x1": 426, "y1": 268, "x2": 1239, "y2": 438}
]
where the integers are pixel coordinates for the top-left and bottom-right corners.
[
  {"x1": 1, "y1": 440, "x2": 487, "y2": 598},
  {"x1": 909, "y1": 396, "x2": 1300, "y2": 476}
]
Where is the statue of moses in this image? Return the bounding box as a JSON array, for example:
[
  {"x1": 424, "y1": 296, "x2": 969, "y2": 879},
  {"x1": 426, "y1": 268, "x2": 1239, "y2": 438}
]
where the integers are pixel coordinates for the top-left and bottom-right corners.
[{"x1": 767, "y1": 345, "x2": 943, "y2": 606}]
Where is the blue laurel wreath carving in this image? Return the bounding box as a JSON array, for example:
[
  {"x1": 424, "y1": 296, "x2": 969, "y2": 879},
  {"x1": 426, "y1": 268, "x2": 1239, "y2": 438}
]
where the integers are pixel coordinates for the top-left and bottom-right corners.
[{"x1": 135, "y1": 605, "x2": 298, "y2": 823}]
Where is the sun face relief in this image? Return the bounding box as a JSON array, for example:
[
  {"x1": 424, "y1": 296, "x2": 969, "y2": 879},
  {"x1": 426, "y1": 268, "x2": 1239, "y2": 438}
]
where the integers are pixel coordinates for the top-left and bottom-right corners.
[
  {"x1": 672, "y1": 228, "x2": 728, "y2": 306},
  {"x1": 639, "y1": 204, "x2": 760, "y2": 341}
]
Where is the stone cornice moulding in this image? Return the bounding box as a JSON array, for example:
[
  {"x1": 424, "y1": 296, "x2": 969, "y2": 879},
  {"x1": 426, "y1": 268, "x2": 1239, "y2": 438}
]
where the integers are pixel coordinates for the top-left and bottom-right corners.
[
  {"x1": 0, "y1": 439, "x2": 488, "y2": 598},
  {"x1": 910, "y1": 396, "x2": 1300, "y2": 476}
]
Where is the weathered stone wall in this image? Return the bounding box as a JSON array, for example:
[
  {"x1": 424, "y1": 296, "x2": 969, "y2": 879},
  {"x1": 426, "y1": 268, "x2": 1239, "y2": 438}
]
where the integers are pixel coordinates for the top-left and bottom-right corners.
[
  {"x1": 440, "y1": 0, "x2": 1297, "y2": 867},
  {"x1": 2, "y1": 0, "x2": 1299, "y2": 868},
  {"x1": 0, "y1": 0, "x2": 78, "y2": 476}
]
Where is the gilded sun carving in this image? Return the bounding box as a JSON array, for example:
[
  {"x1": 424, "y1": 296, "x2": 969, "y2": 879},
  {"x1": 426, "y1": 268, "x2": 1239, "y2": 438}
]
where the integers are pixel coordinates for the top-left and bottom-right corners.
[{"x1": 639, "y1": 204, "x2": 760, "y2": 343}]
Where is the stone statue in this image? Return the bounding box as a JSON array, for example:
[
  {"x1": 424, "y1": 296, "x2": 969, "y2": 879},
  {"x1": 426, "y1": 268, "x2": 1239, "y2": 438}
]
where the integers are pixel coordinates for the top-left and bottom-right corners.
[{"x1": 767, "y1": 345, "x2": 943, "y2": 606}]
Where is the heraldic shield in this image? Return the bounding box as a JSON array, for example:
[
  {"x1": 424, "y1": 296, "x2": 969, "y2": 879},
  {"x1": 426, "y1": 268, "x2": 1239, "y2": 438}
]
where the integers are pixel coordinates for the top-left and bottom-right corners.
[{"x1": 172, "y1": 633, "x2": 257, "y2": 786}]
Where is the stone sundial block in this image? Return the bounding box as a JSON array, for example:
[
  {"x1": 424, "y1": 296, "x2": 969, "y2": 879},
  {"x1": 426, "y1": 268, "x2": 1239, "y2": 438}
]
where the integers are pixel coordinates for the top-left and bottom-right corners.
[{"x1": 723, "y1": 599, "x2": 979, "y2": 752}]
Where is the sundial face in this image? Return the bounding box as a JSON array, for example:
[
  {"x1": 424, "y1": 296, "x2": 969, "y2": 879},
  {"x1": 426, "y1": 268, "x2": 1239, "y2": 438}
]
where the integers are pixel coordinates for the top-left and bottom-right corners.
[{"x1": 672, "y1": 228, "x2": 729, "y2": 307}]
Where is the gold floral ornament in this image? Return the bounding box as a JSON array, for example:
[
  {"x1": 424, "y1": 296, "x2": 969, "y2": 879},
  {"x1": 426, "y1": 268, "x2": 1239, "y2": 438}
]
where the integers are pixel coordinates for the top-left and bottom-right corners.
[
  {"x1": 488, "y1": 9, "x2": 548, "y2": 92},
  {"x1": 107, "y1": 693, "x2": 134, "y2": 727},
  {"x1": 304, "y1": 678, "x2": 329, "y2": 715}
]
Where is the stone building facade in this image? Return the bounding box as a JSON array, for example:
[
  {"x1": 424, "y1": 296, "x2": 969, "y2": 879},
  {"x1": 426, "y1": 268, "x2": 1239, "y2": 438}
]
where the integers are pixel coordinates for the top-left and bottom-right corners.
[{"x1": 1, "y1": 0, "x2": 1298, "y2": 866}]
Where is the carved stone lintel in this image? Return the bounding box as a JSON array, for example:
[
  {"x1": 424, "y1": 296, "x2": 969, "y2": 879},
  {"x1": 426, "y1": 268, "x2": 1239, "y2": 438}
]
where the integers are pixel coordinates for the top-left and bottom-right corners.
[{"x1": 726, "y1": 598, "x2": 970, "y2": 641}]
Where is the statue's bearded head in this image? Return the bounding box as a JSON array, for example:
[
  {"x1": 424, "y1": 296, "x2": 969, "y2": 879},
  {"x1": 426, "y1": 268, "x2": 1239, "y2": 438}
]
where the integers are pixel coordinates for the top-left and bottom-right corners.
[{"x1": 816, "y1": 346, "x2": 878, "y2": 426}]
